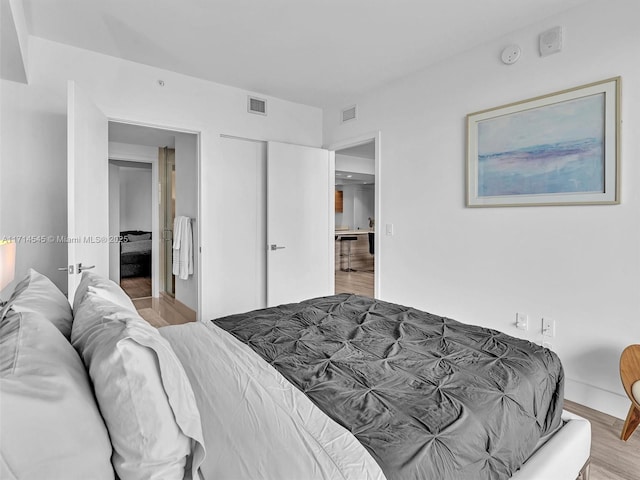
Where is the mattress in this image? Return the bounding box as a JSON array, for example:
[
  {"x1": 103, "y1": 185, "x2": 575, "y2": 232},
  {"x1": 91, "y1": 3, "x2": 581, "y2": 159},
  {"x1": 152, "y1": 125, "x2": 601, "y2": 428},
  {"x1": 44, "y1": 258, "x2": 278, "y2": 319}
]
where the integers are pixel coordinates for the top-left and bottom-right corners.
[
  {"x1": 212, "y1": 294, "x2": 564, "y2": 480},
  {"x1": 120, "y1": 238, "x2": 152, "y2": 255}
]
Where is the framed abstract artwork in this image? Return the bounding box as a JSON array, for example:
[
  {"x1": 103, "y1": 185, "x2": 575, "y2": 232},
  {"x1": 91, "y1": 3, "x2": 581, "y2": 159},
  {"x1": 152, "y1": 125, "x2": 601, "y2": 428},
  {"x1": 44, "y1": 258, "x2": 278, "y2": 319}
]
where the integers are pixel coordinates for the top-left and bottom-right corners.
[{"x1": 466, "y1": 77, "x2": 620, "y2": 207}]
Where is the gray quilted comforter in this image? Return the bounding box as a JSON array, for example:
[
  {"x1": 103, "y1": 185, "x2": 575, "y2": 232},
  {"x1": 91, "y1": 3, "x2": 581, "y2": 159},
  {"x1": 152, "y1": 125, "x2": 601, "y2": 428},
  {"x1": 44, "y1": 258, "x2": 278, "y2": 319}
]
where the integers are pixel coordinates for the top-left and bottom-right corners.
[{"x1": 213, "y1": 294, "x2": 564, "y2": 480}]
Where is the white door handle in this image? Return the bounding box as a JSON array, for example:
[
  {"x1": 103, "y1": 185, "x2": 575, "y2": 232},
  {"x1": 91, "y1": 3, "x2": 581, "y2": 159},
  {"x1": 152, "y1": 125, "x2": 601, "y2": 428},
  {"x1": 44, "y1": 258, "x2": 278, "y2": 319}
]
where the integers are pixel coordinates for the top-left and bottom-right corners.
[
  {"x1": 270, "y1": 244, "x2": 286, "y2": 251},
  {"x1": 58, "y1": 265, "x2": 74, "y2": 274},
  {"x1": 77, "y1": 263, "x2": 95, "y2": 273}
]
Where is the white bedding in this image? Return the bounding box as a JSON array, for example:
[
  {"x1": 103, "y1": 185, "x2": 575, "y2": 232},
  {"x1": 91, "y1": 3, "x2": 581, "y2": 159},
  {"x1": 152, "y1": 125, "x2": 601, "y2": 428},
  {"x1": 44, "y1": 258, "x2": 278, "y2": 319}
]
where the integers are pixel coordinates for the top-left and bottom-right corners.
[{"x1": 160, "y1": 321, "x2": 385, "y2": 480}]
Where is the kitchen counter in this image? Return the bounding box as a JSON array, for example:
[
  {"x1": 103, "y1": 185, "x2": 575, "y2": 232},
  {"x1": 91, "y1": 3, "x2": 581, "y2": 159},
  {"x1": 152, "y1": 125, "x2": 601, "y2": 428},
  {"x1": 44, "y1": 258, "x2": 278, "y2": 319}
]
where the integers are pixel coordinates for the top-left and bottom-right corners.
[{"x1": 335, "y1": 230, "x2": 374, "y2": 236}]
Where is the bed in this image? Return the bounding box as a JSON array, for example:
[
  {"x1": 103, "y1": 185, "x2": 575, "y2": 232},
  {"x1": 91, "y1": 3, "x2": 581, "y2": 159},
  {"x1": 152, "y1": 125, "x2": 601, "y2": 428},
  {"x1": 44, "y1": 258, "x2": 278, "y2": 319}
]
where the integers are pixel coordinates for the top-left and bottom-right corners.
[
  {"x1": 119, "y1": 230, "x2": 152, "y2": 278},
  {"x1": 0, "y1": 270, "x2": 591, "y2": 480}
]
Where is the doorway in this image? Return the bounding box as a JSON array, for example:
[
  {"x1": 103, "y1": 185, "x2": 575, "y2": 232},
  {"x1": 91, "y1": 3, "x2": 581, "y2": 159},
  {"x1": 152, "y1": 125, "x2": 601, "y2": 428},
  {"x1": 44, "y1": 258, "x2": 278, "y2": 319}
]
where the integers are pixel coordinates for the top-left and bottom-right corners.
[
  {"x1": 107, "y1": 122, "x2": 199, "y2": 315},
  {"x1": 332, "y1": 138, "x2": 377, "y2": 298},
  {"x1": 109, "y1": 159, "x2": 153, "y2": 299}
]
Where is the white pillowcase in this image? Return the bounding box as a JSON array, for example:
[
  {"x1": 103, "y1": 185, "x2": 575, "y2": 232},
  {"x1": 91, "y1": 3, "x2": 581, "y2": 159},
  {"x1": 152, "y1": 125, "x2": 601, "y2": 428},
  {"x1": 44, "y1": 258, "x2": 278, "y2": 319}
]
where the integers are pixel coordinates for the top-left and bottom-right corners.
[
  {"x1": 71, "y1": 291, "x2": 205, "y2": 480},
  {"x1": 632, "y1": 380, "x2": 640, "y2": 405},
  {"x1": 0, "y1": 268, "x2": 73, "y2": 338},
  {"x1": 73, "y1": 270, "x2": 137, "y2": 313},
  {"x1": 0, "y1": 310, "x2": 114, "y2": 479}
]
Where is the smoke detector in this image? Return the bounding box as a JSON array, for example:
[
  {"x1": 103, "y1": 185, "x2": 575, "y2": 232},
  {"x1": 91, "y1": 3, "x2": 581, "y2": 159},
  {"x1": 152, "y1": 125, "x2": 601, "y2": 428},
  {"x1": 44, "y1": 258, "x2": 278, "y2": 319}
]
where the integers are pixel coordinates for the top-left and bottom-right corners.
[{"x1": 501, "y1": 45, "x2": 521, "y2": 65}]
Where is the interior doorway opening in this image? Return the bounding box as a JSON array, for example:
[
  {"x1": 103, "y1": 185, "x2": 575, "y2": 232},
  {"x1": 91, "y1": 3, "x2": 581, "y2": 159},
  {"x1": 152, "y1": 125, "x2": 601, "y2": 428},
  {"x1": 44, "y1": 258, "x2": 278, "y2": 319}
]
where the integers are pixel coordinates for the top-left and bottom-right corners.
[
  {"x1": 107, "y1": 122, "x2": 199, "y2": 317},
  {"x1": 109, "y1": 159, "x2": 153, "y2": 299},
  {"x1": 333, "y1": 140, "x2": 375, "y2": 297}
]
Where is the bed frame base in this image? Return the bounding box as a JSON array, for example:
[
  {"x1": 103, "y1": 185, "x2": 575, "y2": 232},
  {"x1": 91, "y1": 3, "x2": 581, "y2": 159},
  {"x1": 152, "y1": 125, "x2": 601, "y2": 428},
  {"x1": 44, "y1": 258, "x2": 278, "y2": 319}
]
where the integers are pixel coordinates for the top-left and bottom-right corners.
[
  {"x1": 510, "y1": 410, "x2": 591, "y2": 480},
  {"x1": 577, "y1": 459, "x2": 590, "y2": 480}
]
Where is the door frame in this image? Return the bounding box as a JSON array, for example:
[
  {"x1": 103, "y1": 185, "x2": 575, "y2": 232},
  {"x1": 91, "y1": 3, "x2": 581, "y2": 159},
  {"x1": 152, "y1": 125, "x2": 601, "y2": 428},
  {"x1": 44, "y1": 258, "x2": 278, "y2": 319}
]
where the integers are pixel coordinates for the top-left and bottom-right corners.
[
  {"x1": 108, "y1": 117, "x2": 202, "y2": 320},
  {"x1": 327, "y1": 131, "x2": 381, "y2": 298}
]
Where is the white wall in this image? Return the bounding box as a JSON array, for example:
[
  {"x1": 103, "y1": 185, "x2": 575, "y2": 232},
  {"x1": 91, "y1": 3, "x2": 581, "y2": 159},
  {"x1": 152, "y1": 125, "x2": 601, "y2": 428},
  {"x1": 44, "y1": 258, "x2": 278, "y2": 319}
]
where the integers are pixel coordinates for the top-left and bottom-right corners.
[
  {"x1": 0, "y1": 37, "x2": 322, "y2": 321},
  {"x1": 353, "y1": 185, "x2": 374, "y2": 230},
  {"x1": 323, "y1": 0, "x2": 640, "y2": 419},
  {"x1": 336, "y1": 184, "x2": 374, "y2": 230},
  {"x1": 0, "y1": 78, "x2": 67, "y2": 288},
  {"x1": 119, "y1": 166, "x2": 152, "y2": 232},
  {"x1": 174, "y1": 132, "x2": 198, "y2": 310}
]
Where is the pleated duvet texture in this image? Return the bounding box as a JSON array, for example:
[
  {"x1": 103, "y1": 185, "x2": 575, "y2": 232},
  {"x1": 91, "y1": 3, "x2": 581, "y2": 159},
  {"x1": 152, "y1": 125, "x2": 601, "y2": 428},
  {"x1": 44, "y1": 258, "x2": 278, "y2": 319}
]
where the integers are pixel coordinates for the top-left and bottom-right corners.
[{"x1": 213, "y1": 294, "x2": 564, "y2": 480}]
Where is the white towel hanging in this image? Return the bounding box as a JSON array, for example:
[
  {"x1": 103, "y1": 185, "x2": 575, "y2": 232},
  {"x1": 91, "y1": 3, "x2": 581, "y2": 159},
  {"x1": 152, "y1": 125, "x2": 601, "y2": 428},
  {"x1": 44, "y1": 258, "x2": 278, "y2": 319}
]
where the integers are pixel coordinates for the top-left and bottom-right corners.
[{"x1": 172, "y1": 216, "x2": 193, "y2": 280}]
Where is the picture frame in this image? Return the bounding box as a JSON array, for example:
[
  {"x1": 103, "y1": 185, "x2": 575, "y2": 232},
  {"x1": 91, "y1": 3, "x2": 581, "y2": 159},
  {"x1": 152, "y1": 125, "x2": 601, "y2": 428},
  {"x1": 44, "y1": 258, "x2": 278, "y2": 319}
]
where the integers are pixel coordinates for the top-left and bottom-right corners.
[{"x1": 466, "y1": 77, "x2": 620, "y2": 207}]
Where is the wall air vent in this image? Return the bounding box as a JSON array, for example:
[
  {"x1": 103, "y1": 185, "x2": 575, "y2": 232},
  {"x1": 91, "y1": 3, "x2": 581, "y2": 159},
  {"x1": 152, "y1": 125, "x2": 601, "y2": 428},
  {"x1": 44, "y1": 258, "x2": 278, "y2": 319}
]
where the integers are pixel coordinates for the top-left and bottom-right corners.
[
  {"x1": 248, "y1": 96, "x2": 267, "y2": 115},
  {"x1": 341, "y1": 105, "x2": 357, "y2": 123}
]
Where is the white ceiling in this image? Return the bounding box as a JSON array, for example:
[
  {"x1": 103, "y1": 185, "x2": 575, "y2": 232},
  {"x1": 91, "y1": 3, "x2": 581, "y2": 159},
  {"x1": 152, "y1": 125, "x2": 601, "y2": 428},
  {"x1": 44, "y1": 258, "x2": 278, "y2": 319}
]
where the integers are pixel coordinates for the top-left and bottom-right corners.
[
  {"x1": 336, "y1": 171, "x2": 375, "y2": 186},
  {"x1": 109, "y1": 122, "x2": 176, "y2": 148},
  {"x1": 23, "y1": 0, "x2": 592, "y2": 107},
  {"x1": 337, "y1": 141, "x2": 375, "y2": 160}
]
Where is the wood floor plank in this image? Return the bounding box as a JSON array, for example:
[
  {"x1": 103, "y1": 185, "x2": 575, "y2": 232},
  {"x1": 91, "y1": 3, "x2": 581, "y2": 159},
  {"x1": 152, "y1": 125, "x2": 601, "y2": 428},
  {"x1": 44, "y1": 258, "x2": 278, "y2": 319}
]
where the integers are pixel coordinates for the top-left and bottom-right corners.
[
  {"x1": 134, "y1": 294, "x2": 195, "y2": 326},
  {"x1": 335, "y1": 269, "x2": 374, "y2": 297},
  {"x1": 335, "y1": 242, "x2": 375, "y2": 298},
  {"x1": 120, "y1": 276, "x2": 152, "y2": 299},
  {"x1": 564, "y1": 399, "x2": 640, "y2": 480}
]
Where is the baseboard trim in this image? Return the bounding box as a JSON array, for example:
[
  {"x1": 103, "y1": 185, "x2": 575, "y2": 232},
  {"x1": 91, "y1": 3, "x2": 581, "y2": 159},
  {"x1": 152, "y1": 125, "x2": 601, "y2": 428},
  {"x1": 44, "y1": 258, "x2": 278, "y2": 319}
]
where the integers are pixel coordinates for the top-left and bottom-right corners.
[{"x1": 565, "y1": 377, "x2": 629, "y2": 420}]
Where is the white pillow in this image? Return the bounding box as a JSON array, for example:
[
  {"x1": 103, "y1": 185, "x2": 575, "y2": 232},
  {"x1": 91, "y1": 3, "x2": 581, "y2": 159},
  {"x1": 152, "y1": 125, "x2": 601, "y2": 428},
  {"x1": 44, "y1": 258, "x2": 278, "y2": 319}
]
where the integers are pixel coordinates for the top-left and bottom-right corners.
[
  {"x1": 0, "y1": 268, "x2": 73, "y2": 339},
  {"x1": 632, "y1": 380, "x2": 640, "y2": 405},
  {"x1": 71, "y1": 291, "x2": 205, "y2": 480},
  {"x1": 73, "y1": 270, "x2": 136, "y2": 313},
  {"x1": 0, "y1": 310, "x2": 114, "y2": 479}
]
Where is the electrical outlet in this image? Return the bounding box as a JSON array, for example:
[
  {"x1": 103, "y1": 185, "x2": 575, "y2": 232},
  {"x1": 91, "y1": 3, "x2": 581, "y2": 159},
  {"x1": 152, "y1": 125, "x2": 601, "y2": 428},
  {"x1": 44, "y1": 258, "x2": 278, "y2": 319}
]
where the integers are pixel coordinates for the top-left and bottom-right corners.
[
  {"x1": 516, "y1": 312, "x2": 528, "y2": 331},
  {"x1": 542, "y1": 317, "x2": 555, "y2": 337}
]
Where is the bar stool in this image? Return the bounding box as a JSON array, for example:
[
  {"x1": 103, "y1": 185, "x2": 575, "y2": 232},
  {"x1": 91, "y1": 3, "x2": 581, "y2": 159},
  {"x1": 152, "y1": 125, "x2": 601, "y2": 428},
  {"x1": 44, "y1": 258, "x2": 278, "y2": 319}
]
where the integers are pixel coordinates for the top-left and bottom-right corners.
[{"x1": 340, "y1": 236, "x2": 357, "y2": 272}]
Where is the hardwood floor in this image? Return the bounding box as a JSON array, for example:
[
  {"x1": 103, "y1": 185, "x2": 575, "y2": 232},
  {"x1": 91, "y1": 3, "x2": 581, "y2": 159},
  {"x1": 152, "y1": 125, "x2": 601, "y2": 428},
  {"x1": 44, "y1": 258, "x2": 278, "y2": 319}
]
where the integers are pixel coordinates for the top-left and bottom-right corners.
[
  {"x1": 335, "y1": 240, "x2": 375, "y2": 297},
  {"x1": 564, "y1": 399, "x2": 640, "y2": 480},
  {"x1": 120, "y1": 276, "x2": 151, "y2": 299},
  {"x1": 133, "y1": 293, "x2": 195, "y2": 327},
  {"x1": 335, "y1": 269, "x2": 374, "y2": 297}
]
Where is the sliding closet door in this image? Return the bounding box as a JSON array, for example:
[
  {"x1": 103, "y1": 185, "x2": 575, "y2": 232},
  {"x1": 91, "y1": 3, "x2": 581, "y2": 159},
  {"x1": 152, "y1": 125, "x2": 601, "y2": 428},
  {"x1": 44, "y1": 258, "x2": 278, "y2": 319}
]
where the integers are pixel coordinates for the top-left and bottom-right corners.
[
  {"x1": 267, "y1": 141, "x2": 333, "y2": 306},
  {"x1": 217, "y1": 136, "x2": 267, "y2": 316},
  {"x1": 214, "y1": 138, "x2": 332, "y2": 314},
  {"x1": 67, "y1": 81, "x2": 109, "y2": 303}
]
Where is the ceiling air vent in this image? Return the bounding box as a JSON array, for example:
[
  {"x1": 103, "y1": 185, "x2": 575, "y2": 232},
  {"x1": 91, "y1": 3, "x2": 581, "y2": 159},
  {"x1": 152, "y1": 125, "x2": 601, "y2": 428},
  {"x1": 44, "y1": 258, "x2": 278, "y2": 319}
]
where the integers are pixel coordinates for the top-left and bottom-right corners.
[
  {"x1": 248, "y1": 96, "x2": 267, "y2": 115},
  {"x1": 341, "y1": 105, "x2": 357, "y2": 123}
]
